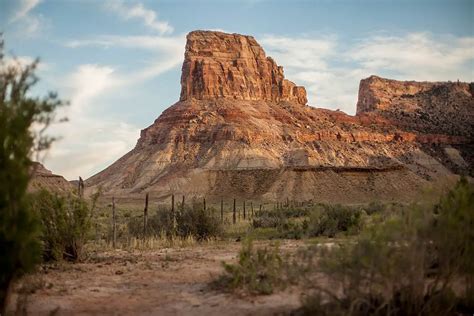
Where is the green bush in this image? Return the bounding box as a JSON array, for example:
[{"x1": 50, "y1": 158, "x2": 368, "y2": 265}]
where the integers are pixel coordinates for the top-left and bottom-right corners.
[
  {"x1": 307, "y1": 204, "x2": 363, "y2": 237},
  {"x1": 31, "y1": 190, "x2": 92, "y2": 262},
  {"x1": 0, "y1": 39, "x2": 64, "y2": 312},
  {"x1": 215, "y1": 239, "x2": 286, "y2": 294},
  {"x1": 296, "y1": 178, "x2": 474, "y2": 315},
  {"x1": 128, "y1": 204, "x2": 222, "y2": 241}
]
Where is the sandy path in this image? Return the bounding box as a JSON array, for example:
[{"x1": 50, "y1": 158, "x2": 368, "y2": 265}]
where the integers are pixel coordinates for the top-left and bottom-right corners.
[{"x1": 9, "y1": 240, "x2": 305, "y2": 315}]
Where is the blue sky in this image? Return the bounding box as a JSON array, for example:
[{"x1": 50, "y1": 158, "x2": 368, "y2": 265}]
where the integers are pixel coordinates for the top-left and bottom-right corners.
[{"x1": 1, "y1": 0, "x2": 473, "y2": 179}]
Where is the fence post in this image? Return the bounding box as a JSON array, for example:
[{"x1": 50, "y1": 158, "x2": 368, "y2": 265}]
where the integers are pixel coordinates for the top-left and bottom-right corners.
[
  {"x1": 78, "y1": 176, "x2": 84, "y2": 198},
  {"x1": 182, "y1": 195, "x2": 185, "y2": 210},
  {"x1": 171, "y1": 194, "x2": 175, "y2": 233},
  {"x1": 221, "y1": 199, "x2": 224, "y2": 223},
  {"x1": 243, "y1": 201, "x2": 246, "y2": 220},
  {"x1": 143, "y1": 193, "x2": 149, "y2": 239},
  {"x1": 112, "y1": 196, "x2": 116, "y2": 249},
  {"x1": 233, "y1": 198, "x2": 236, "y2": 224},
  {"x1": 203, "y1": 197, "x2": 206, "y2": 211},
  {"x1": 251, "y1": 202, "x2": 254, "y2": 218}
]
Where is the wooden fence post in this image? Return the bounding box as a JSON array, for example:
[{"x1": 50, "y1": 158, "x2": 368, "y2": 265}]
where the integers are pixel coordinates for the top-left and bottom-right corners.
[
  {"x1": 112, "y1": 196, "x2": 116, "y2": 249},
  {"x1": 78, "y1": 176, "x2": 84, "y2": 198},
  {"x1": 143, "y1": 193, "x2": 149, "y2": 238},
  {"x1": 171, "y1": 194, "x2": 175, "y2": 233},
  {"x1": 182, "y1": 195, "x2": 185, "y2": 210},
  {"x1": 233, "y1": 198, "x2": 236, "y2": 224},
  {"x1": 251, "y1": 202, "x2": 254, "y2": 218},
  {"x1": 243, "y1": 201, "x2": 246, "y2": 220},
  {"x1": 220, "y1": 199, "x2": 224, "y2": 223},
  {"x1": 203, "y1": 197, "x2": 206, "y2": 211}
]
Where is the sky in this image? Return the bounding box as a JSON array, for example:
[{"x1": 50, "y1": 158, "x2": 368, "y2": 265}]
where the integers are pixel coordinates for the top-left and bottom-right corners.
[{"x1": 1, "y1": 0, "x2": 473, "y2": 180}]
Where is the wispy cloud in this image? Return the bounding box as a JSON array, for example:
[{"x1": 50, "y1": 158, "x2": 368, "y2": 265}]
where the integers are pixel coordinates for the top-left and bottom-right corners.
[
  {"x1": 105, "y1": 0, "x2": 173, "y2": 35},
  {"x1": 9, "y1": 0, "x2": 41, "y2": 22},
  {"x1": 8, "y1": 0, "x2": 45, "y2": 36}
]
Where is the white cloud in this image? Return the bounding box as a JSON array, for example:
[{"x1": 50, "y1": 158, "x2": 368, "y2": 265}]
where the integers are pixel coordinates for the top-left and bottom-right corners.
[
  {"x1": 260, "y1": 35, "x2": 336, "y2": 70},
  {"x1": 105, "y1": 0, "x2": 173, "y2": 35},
  {"x1": 67, "y1": 64, "x2": 116, "y2": 114},
  {"x1": 349, "y1": 33, "x2": 474, "y2": 81},
  {"x1": 44, "y1": 64, "x2": 139, "y2": 179},
  {"x1": 260, "y1": 33, "x2": 474, "y2": 114},
  {"x1": 43, "y1": 34, "x2": 184, "y2": 179}
]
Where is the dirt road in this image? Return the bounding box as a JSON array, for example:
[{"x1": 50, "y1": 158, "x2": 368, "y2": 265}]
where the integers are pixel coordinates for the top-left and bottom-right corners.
[{"x1": 9, "y1": 240, "x2": 305, "y2": 315}]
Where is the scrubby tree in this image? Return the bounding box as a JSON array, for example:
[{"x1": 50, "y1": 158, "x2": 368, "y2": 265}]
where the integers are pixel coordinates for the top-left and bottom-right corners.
[{"x1": 0, "y1": 38, "x2": 65, "y2": 313}]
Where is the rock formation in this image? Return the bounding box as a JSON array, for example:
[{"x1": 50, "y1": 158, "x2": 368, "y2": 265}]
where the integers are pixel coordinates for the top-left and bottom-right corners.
[
  {"x1": 86, "y1": 31, "x2": 473, "y2": 203},
  {"x1": 180, "y1": 31, "x2": 307, "y2": 105}
]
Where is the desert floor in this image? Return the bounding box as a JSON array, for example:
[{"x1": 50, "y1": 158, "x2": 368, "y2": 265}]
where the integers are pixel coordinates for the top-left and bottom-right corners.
[{"x1": 9, "y1": 240, "x2": 307, "y2": 316}]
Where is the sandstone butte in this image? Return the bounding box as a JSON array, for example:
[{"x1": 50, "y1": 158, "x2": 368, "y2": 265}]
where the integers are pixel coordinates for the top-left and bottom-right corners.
[{"x1": 84, "y1": 30, "x2": 473, "y2": 204}]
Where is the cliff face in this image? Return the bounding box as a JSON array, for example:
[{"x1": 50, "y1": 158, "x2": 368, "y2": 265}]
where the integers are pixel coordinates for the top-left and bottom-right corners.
[
  {"x1": 357, "y1": 75, "x2": 474, "y2": 138},
  {"x1": 86, "y1": 31, "x2": 472, "y2": 203},
  {"x1": 180, "y1": 31, "x2": 307, "y2": 105}
]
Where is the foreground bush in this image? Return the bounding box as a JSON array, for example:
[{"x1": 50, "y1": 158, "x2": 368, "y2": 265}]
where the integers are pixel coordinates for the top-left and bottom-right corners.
[
  {"x1": 215, "y1": 239, "x2": 286, "y2": 294},
  {"x1": 128, "y1": 204, "x2": 222, "y2": 241},
  {"x1": 0, "y1": 39, "x2": 64, "y2": 312},
  {"x1": 296, "y1": 178, "x2": 474, "y2": 315},
  {"x1": 31, "y1": 190, "x2": 92, "y2": 262}
]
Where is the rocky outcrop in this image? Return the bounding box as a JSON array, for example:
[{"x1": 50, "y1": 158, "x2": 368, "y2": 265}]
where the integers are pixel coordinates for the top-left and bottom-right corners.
[
  {"x1": 180, "y1": 31, "x2": 307, "y2": 105},
  {"x1": 356, "y1": 75, "x2": 474, "y2": 138},
  {"x1": 29, "y1": 162, "x2": 74, "y2": 193},
  {"x1": 86, "y1": 31, "x2": 472, "y2": 203}
]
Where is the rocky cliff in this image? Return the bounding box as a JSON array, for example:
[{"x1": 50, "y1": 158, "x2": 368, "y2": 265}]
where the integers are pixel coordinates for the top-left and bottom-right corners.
[
  {"x1": 357, "y1": 75, "x2": 474, "y2": 138},
  {"x1": 180, "y1": 31, "x2": 307, "y2": 105},
  {"x1": 86, "y1": 31, "x2": 473, "y2": 203}
]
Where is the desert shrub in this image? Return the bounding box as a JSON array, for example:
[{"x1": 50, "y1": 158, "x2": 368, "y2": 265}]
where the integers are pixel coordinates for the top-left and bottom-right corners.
[
  {"x1": 307, "y1": 204, "x2": 363, "y2": 237},
  {"x1": 177, "y1": 207, "x2": 222, "y2": 240},
  {"x1": 252, "y1": 210, "x2": 286, "y2": 229},
  {"x1": 252, "y1": 204, "x2": 362, "y2": 239},
  {"x1": 275, "y1": 220, "x2": 307, "y2": 239},
  {"x1": 362, "y1": 201, "x2": 386, "y2": 215},
  {"x1": 128, "y1": 204, "x2": 222, "y2": 241},
  {"x1": 295, "y1": 178, "x2": 474, "y2": 315},
  {"x1": 278, "y1": 207, "x2": 310, "y2": 218},
  {"x1": 215, "y1": 239, "x2": 286, "y2": 294},
  {"x1": 31, "y1": 190, "x2": 92, "y2": 261},
  {"x1": 0, "y1": 39, "x2": 64, "y2": 312}
]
